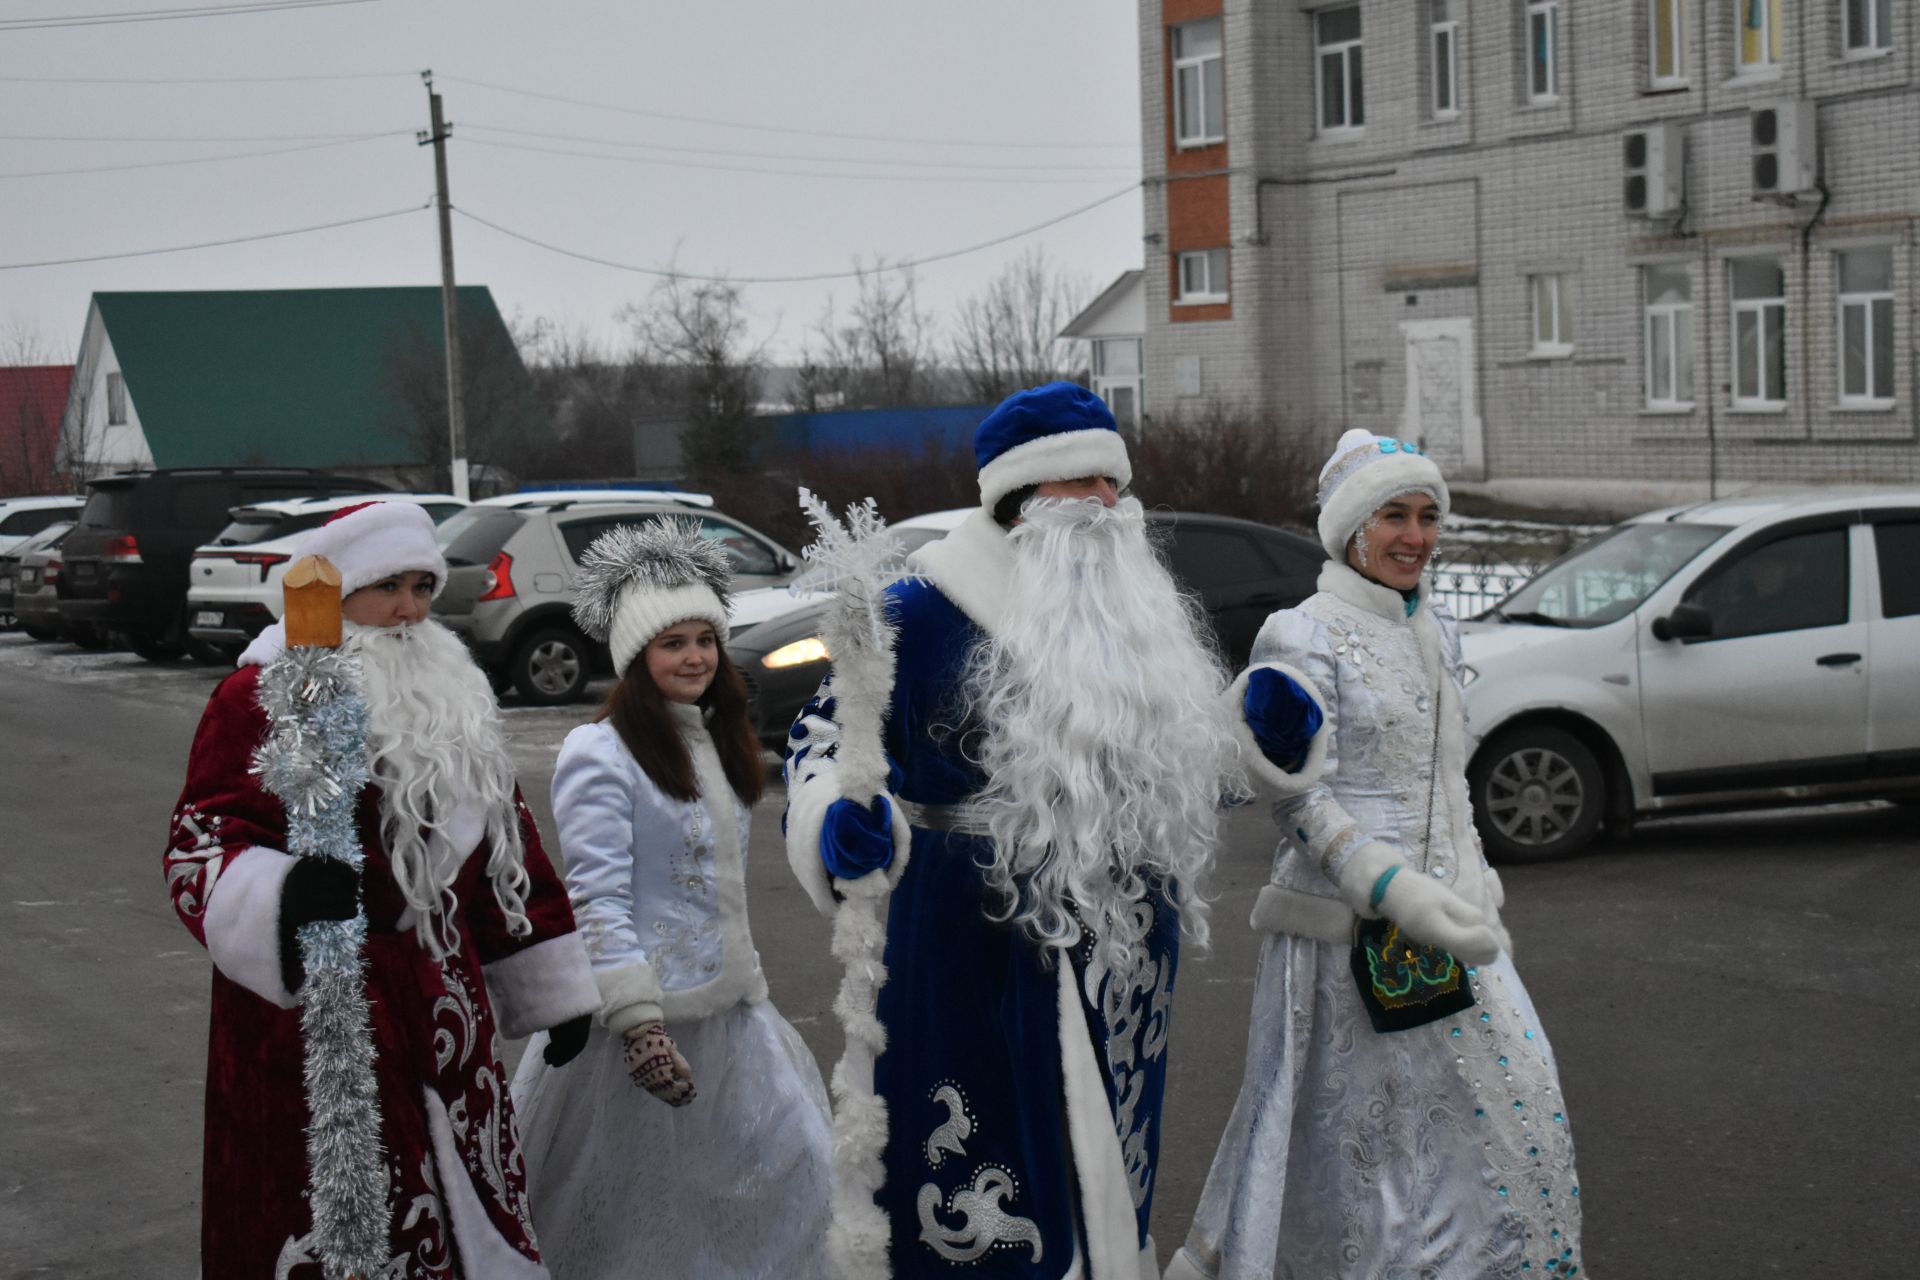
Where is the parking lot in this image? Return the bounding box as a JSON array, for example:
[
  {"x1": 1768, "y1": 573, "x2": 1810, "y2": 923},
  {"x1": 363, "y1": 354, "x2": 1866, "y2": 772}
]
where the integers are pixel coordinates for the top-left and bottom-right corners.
[{"x1": 2, "y1": 629, "x2": 1916, "y2": 1278}]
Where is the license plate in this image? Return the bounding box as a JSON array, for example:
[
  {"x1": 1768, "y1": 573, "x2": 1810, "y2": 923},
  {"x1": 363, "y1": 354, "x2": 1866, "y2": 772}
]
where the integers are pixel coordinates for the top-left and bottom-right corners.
[
  {"x1": 19, "y1": 569, "x2": 37, "y2": 588},
  {"x1": 194, "y1": 610, "x2": 223, "y2": 628},
  {"x1": 71, "y1": 563, "x2": 95, "y2": 582}
]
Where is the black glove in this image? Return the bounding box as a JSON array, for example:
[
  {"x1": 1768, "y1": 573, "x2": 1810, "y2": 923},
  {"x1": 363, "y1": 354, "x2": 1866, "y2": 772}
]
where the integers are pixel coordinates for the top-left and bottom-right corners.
[
  {"x1": 277, "y1": 856, "x2": 360, "y2": 996},
  {"x1": 543, "y1": 1014, "x2": 592, "y2": 1068}
]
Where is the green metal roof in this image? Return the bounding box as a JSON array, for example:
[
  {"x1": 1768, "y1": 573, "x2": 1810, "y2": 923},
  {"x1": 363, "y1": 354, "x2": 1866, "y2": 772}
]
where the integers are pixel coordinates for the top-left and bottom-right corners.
[{"x1": 92, "y1": 286, "x2": 530, "y2": 468}]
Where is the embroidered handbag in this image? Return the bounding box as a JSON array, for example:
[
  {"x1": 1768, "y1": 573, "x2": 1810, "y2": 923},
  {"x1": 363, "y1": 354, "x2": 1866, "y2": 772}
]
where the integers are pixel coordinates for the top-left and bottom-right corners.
[{"x1": 1348, "y1": 691, "x2": 1476, "y2": 1033}]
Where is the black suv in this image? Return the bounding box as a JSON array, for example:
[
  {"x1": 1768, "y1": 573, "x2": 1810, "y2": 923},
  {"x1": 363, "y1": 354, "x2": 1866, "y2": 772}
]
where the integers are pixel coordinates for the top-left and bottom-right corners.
[{"x1": 58, "y1": 468, "x2": 388, "y2": 660}]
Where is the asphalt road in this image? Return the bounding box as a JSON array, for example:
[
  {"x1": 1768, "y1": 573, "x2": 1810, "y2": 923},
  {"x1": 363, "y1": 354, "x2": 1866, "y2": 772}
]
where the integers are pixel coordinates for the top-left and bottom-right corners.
[{"x1": 2, "y1": 629, "x2": 1916, "y2": 1278}]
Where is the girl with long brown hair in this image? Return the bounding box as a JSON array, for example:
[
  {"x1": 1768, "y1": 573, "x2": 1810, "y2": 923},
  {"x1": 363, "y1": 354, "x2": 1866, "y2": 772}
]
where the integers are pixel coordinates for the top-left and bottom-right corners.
[{"x1": 510, "y1": 519, "x2": 831, "y2": 1279}]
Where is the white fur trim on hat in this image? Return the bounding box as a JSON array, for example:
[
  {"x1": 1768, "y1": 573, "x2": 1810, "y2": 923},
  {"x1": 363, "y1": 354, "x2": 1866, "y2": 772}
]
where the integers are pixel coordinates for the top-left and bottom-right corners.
[
  {"x1": 608, "y1": 580, "x2": 728, "y2": 677},
  {"x1": 1315, "y1": 429, "x2": 1450, "y2": 561},
  {"x1": 292, "y1": 502, "x2": 448, "y2": 599},
  {"x1": 977, "y1": 428, "x2": 1133, "y2": 513}
]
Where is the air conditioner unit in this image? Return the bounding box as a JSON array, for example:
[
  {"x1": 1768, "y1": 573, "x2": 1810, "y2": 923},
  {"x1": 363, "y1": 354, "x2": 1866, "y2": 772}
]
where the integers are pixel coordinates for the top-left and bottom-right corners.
[
  {"x1": 1750, "y1": 101, "x2": 1818, "y2": 199},
  {"x1": 1623, "y1": 123, "x2": 1683, "y2": 219}
]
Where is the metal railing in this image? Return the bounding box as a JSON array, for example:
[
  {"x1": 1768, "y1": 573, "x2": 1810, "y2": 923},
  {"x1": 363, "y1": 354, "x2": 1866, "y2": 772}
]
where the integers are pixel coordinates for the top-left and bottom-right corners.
[{"x1": 1427, "y1": 559, "x2": 1540, "y2": 619}]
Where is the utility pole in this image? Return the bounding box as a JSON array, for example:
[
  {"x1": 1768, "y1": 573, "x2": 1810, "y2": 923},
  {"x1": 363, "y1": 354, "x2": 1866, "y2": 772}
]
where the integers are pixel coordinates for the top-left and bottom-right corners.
[{"x1": 418, "y1": 71, "x2": 469, "y2": 501}]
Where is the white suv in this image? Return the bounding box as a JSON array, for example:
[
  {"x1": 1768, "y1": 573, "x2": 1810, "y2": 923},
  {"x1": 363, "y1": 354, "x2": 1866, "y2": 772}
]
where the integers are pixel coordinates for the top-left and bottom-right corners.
[
  {"x1": 186, "y1": 492, "x2": 466, "y2": 655},
  {"x1": 1460, "y1": 491, "x2": 1920, "y2": 861},
  {"x1": 0, "y1": 495, "x2": 85, "y2": 559}
]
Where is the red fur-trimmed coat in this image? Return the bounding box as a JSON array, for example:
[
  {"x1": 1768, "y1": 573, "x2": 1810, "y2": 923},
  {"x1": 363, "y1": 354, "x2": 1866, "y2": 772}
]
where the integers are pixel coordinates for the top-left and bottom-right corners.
[{"x1": 164, "y1": 664, "x2": 600, "y2": 1279}]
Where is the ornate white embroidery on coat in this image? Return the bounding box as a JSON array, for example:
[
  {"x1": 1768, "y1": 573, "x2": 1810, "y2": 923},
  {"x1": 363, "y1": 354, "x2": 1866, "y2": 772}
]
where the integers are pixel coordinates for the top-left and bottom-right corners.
[
  {"x1": 166, "y1": 805, "x2": 226, "y2": 919},
  {"x1": 431, "y1": 962, "x2": 479, "y2": 1073},
  {"x1": 1084, "y1": 898, "x2": 1172, "y2": 1209},
  {"x1": 925, "y1": 1084, "x2": 973, "y2": 1169},
  {"x1": 916, "y1": 1167, "x2": 1043, "y2": 1264}
]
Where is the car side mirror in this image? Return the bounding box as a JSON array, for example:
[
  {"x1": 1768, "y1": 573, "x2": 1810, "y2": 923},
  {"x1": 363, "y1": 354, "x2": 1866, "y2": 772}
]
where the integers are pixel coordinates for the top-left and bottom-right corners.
[{"x1": 1651, "y1": 601, "x2": 1713, "y2": 642}]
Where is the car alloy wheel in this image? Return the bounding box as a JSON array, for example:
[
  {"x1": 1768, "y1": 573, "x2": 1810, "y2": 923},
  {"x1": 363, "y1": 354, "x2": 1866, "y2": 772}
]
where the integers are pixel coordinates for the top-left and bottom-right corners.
[
  {"x1": 510, "y1": 626, "x2": 591, "y2": 705},
  {"x1": 1470, "y1": 726, "x2": 1605, "y2": 862}
]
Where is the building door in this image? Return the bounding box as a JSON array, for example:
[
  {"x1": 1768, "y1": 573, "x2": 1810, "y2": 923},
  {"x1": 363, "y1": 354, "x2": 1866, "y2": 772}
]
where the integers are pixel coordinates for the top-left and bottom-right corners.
[{"x1": 1399, "y1": 317, "x2": 1484, "y2": 477}]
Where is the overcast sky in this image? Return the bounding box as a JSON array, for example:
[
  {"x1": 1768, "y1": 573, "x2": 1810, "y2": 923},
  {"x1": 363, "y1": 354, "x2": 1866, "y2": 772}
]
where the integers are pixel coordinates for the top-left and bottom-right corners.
[{"x1": 0, "y1": 0, "x2": 1144, "y2": 366}]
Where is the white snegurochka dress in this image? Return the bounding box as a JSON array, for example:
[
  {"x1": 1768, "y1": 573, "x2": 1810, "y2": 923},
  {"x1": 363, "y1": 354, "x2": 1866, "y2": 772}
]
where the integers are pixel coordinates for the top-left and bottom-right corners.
[
  {"x1": 1170, "y1": 562, "x2": 1585, "y2": 1280},
  {"x1": 511, "y1": 703, "x2": 832, "y2": 1279}
]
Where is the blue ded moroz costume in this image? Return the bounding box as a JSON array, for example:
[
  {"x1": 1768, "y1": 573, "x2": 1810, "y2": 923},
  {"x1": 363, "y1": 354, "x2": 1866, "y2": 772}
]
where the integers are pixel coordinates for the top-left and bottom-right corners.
[{"x1": 784, "y1": 384, "x2": 1268, "y2": 1280}]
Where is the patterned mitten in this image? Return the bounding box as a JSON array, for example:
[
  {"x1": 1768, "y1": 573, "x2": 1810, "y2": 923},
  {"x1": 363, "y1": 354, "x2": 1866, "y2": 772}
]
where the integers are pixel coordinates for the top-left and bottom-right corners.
[{"x1": 622, "y1": 1022, "x2": 697, "y2": 1106}]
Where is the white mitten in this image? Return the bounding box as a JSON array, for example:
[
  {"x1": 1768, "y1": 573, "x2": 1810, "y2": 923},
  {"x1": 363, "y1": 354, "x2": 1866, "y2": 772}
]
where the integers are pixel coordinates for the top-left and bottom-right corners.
[
  {"x1": 1338, "y1": 842, "x2": 1505, "y2": 965},
  {"x1": 622, "y1": 1022, "x2": 696, "y2": 1107}
]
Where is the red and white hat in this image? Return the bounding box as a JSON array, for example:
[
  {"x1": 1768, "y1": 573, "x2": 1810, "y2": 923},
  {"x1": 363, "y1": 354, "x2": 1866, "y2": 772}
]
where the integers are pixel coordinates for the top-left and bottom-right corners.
[{"x1": 293, "y1": 501, "x2": 448, "y2": 598}]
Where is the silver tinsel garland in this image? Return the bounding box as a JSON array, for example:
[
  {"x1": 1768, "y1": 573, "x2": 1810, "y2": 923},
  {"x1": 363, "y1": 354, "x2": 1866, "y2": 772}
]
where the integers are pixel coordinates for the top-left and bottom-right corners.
[{"x1": 252, "y1": 645, "x2": 388, "y2": 1280}]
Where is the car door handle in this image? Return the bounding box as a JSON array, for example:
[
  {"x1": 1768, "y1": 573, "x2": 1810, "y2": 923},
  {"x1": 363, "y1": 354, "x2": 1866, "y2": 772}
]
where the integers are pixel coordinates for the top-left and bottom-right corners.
[{"x1": 1816, "y1": 652, "x2": 1862, "y2": 667}]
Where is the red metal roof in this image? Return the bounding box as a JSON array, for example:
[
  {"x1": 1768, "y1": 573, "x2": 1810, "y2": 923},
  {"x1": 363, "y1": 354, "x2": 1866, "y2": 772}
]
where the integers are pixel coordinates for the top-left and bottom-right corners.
[{"x1": 0, "y1": 365, "x2": 75, "y2": 495}]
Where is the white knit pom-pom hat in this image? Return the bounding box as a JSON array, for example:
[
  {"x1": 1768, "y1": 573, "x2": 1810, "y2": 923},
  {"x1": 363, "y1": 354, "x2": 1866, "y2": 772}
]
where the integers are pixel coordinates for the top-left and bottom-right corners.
[
  {"x1": 570, "y1": 518, "x2": 733, "y2": 677},
  {"x1": 1315, "y1": 429, "x2": 1450, "y2": 561},
  {"x1": 293, "y1": 500, "x2": 449, "y2": 598}
]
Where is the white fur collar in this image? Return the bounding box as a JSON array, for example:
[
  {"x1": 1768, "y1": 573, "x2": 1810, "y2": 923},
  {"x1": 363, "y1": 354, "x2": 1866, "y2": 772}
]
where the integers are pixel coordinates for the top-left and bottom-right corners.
[
  {"x1": 1318, "y1": 560, "x2": 1430, "y2": 625},
  {"x1": 906, "y1": 507, "x2": 1014, "y2": 636}
]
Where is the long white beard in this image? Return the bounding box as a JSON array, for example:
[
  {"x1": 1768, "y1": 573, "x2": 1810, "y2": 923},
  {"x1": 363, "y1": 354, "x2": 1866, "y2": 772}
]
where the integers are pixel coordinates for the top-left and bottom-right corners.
[
  {"x1": 961, "y1": 496, "x2": 1245, "y2": 976},
  {"x1": 347, "y1": 618, "x2": 531, "y2": 957}
]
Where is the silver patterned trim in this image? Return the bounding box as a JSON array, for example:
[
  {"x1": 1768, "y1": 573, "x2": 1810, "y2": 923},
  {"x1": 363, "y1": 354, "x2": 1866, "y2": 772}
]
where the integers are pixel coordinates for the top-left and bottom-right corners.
[{"x1": 898, "y1": 798, "x2": 995, "y2": 836}]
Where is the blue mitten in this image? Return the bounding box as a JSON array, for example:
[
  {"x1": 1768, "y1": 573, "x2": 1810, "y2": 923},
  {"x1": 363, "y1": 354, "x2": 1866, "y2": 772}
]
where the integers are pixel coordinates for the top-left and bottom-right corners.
[
  {"x1": 821, "y1": 795, "x2": 896, "y2": 880},
  {"x1": 1243, "y1": 667, "x2": 1324, "y2": 771}
]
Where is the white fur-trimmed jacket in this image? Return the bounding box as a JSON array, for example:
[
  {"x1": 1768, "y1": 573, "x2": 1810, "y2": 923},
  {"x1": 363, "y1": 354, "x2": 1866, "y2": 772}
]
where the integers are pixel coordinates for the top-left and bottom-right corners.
[
  {"x1": 1246, "y1": 561, "x2": 1506, "y2": 944},
  {"x1": 552, "y1": 703, "x2": 767, "y2": 1035}
]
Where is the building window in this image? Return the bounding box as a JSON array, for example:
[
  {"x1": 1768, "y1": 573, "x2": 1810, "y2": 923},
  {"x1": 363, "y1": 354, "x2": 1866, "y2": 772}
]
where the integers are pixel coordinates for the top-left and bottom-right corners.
[
  {"x1": 106, "y1": 371, "x2": 127, "y2": 426},
  {"x1": 1527, "y1": 0, "x2": 1562, "y2": 102},
  {"x1": 1729, "y1": 257, "x2": 1787, "y2": 408},
  {"x1": 1316, "y1": 6, "x2": 1365, "y2": 133},
  {"x1": 1644, "y1": 264, "x2": 1694, "y2": 408},
  {"x1": 1092, "y1": 338, "x2": 1144, "y2": 431},
  {"x1": 1837, "y1": 247, "x2": 1895, "y2": 407},
  {"x1": 1530, "y1": 274, "x2": 1574, "y2": 355},
  {"x1": 1177, "y1": 249, "x2": 1229, "y2": 304},
  {"x1": 1650, "y1": 0, "x2": 1688, "y2": 85},
  {"x1": 1736, "y1": 0, "x2": 1782, "y2": 72},
  {"x1": 1171, "y1": 18, "x2": 1225, "y2": 147},
  {"x1": 1432, "y1": 0, "x2": 1461, "y2": 116},
  {"x1": 1845, "y1": 0, "x2": 1892, "y2": 54}
]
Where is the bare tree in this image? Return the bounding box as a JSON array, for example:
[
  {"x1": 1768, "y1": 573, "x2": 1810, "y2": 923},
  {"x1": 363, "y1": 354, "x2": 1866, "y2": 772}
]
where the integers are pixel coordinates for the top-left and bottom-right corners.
[
  {"x1": 804, "y1": 259, "x2": 937, "y2": 408},
  {"x1": 513, "y1": 319, "x2": 663, "y2": 481},
  {"x1": 620, "y1": 273, "x2": 764, "y2": 483},
  {"x1": 950, "y1": 247, "x2": 1090, "y2": 403},
  {"x1": 382, "y1": 314, "x2": 546, "y2": 491}
]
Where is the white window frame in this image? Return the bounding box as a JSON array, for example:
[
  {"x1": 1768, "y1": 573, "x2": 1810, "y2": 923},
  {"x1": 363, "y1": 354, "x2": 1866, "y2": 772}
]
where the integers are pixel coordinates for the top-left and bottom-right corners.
[
  {"x1": 1728, "y1": 257, "x2": 1788, "y2": 410},
  {"x1": 1735, "y1": 0, "x2": 1782, "y2": 73},
  {"x1": 1171, "y1": 19, "x2": 1225, "y2": 148},
  {"x1": 1526, "y1": 0, "x2": 1562, "y2": 103},
  {"x1": 1432, "y1": 0, "x2": 1461, "y2": 117},
  {"x1": 1836, "y1": 248, "x2": 1895, "y2": 408},
  {"x1": 1643, "y1": 265, "x2": 1695, "y2": 410},
  {"x1": 1530, "y1": 274, "x2": 1575, "y2": 357},
  {"x1": 1176, "y1": 249, "x2": 1229, "y2": 305},
  {"x1": 1649, "y1": 0, "x2": 1689, "y2": 87},
  {"x1": 1844, "y1": 0, "x2": 1893, "y2": 56},
  {"x1": 1315, "y1": 6, "x2": 1365, "y2": 135}
]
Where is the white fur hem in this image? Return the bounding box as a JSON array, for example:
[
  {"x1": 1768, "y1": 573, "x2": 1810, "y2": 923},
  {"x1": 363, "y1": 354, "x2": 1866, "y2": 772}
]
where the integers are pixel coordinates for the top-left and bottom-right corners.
[
  {"x1": 1164, "y1": 1246, "x2": 1212, "y2": 1280},
  {"x1": 1056, "y1": 961, "x2": 1142, "y2": 1279},
  {"x1": 482, "y1": 932, "x2": 600, "y2": 1040},
  {"x1": 1248, "y1": 884, "x2": 1355, "y2": 945},
  {"x1": 593, "y1": 962, "x2": 665, "y2": 1036},
  {"x1": 977, "y1": 427, "x2": 1133, "y2": 513},
  {"x1": 1226, "y1": 662, "x2": 1330, "y2": 796},
  {"x1": 422, "y1": 1088, "x2": 549, "y2": 1278},
  {"x1": 201, "y1": 845, "x2": 300, "y2": 1008}
]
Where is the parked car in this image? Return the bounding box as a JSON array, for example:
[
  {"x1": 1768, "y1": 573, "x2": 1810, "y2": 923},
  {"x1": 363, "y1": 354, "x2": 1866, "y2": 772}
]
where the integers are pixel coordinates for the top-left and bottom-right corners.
[
  {"x1": 726, "y1": 508, "x2": 974, "y2": 636},
  {"x1": 476, "y1": 487, "x2": 715, "y2": 510},
  {"x1": 432, "y1": 497, "x2": 801, "y2": 705},
  {"x1": 12, "y1": 523, "x2": 99, "y2": 644},
  {"x1": 186, "y1": 492, "x2": 465, "y2": 655},
  {"x1": 0, "y1": 495, "x2": 84, "y2": 560},
  {"x1": 1, "y1": 519, "x2": 73, "y2": 631},
  {"x1": 1460, "y1": 491, "x2": 1920, "y2": 862},
  {"x1": 57, "y1": 468, "x2": 390, "y2": 661},
  {"x1": 729, "y1": 508, "x2": 1324, "y2": 746}
]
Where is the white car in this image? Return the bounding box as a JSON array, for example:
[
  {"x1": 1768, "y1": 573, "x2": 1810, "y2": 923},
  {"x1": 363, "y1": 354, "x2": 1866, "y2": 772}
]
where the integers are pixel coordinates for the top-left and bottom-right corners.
[
  {"x1": 726, "y1": 508, "x2": 970, "y2": 634},
  {"x1": 476, "y1": 487, "x2": 714, "y2": 510},
  {"x1": 0, "y1": 495, "x2": 85, "y2": 558},
  {"x1": 1460, "y1": 490, "x2": 1920, "y2": 861},
  {"x1": 186, "y1": 492, "x2": 466, "y2": 654}
]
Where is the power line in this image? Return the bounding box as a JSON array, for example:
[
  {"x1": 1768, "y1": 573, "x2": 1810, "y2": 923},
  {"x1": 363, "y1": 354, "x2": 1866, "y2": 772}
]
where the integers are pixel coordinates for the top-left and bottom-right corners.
[
  {"x1": 441, "y1": 74, "x2": 1136, "y2": 153},
  {"x1": 0, "y1": 200, "x2": 428, "y2": 270},
  {"x1": 0, "y1": 69, "x2": 412, "y2": 84},
  {"x1": 453, "y1": 182, "x2": 1141, "y2": 285},
  {"x1": 0, "y1": 129, "x2": 403, "y2": 142},
  {"x1": 0, "y1": 131, "x2": 409, "y2": 179},
  {"x1": 0, "y1": 0, "x2": 374, "y2": 31},
  {"x1": 460, "y1": 135, "x2": 1134, "y2": 187}
]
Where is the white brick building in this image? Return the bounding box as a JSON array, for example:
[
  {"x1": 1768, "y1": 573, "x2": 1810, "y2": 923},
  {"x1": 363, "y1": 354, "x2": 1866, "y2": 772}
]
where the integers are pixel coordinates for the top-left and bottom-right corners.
[{"x1": 1140, "y1": 0, "x2": 1919, "y2": 513}]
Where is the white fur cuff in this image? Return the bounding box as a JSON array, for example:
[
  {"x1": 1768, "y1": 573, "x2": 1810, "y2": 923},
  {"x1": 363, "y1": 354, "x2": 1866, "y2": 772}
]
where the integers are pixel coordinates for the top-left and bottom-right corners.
[
  {"x1": 832, "y1": 793, "x2": 912, "y2": 901},
  {"x1": 482, "y1": 932, "x2": 600, "y2": 1040},
  {"x1": 1227, "y1": 662, "x2": 1330, "y2": 796},
  {"x1": 1248, "y1": 884, "x2": 1355, "y2": 945},
  {"x1": 1332, "y1": 840, "x2": 1404, "y2": 918},
  {"x1": 784, "y1": 776, "x2": 912, "y2": 917},
  {"x1": 594, "y1": 962, "x2": 666, "y2": 1036},
  {"x1": 977, "y1": 428, "x2": 1133, "y2": 512},
  {"x1": 201, "y1": 845, "x2": 300, "y2": 1009}
]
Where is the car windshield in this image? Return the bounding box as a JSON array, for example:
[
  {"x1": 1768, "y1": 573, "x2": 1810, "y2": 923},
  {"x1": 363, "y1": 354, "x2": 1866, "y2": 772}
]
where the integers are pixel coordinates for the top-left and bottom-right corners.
[
  {"x1": 892, "y1": 527, "x2": 948, "y2": 559},
  {"x1": 1486, "y1": 521, "x2": 1726, "y2": 628}
]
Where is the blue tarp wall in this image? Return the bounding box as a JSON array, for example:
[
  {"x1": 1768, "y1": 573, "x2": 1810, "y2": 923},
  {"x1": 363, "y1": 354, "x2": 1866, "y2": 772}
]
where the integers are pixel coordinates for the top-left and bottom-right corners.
[{"x1": 761, "y1": 404, "x2": 994, "y2": 456}]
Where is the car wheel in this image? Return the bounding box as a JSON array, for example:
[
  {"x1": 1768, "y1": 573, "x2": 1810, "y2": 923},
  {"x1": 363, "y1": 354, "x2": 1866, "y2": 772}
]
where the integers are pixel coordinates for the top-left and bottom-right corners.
[
  {"x1": 0, "y1": 611, "x2": 16, "y2": 629},
  {"x1": 188, "y1": 636, "x2": 240, "y2": 665},
  {"x1": 127, "y1": 625, "x2": 186, "y2": 661},
  {"x1": 1469, "y1": 726, "x2": 1605, "y2": 863},
  {"x1": 67, "y1": 622, "x2": 109, "y2": 650},
  {"x1": 21, "y1": 623, "x2": 60, "y2": 642},
  {"x1": 509, "y1": 627, "x2": 592, "y2": 705}
]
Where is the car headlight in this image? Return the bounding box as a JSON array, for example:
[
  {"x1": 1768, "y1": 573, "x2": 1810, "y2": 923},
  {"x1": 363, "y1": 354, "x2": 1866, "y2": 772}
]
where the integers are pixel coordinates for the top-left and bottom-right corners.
[
  {"x1": 1460, "y1": 664, "x2": 1480, "y2": 687},
  {"x1": 761, "y1": 636, "x2": 830, "y2": 669}
]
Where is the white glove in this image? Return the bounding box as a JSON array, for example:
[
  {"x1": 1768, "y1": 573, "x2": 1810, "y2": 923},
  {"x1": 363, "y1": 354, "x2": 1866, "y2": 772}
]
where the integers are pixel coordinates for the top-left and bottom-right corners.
[
  {"x1": 622, "y1": 1022, "x2": 696, "y2": 1107},
  {"x1": 1338, "y1": 842, "x2": 1506, "y2": 965}
]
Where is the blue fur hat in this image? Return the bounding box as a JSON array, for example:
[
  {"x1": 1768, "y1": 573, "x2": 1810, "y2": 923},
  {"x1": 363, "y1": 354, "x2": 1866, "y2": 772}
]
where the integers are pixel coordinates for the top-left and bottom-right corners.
[{"x1": 973, "y1": 381, "x2": 1133, "y2": 512}]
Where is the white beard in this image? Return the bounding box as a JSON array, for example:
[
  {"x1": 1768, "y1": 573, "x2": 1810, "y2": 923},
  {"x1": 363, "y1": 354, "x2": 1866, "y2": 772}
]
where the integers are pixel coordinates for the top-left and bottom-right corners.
[
  {"x1": 346, "y1": 618, "x2": 530, "y2": 957},
  {"x1": 960, "y1": 496, "x2": 1245, "y2": 976}
]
